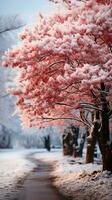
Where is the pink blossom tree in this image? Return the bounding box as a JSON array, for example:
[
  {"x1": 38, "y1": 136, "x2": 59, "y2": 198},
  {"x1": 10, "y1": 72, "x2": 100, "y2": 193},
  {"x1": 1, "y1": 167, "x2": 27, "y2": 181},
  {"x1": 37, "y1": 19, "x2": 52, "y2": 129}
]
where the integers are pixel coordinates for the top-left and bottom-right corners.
[{"x1": 2, "y1": 0, "x2": 112, "y2": 170}]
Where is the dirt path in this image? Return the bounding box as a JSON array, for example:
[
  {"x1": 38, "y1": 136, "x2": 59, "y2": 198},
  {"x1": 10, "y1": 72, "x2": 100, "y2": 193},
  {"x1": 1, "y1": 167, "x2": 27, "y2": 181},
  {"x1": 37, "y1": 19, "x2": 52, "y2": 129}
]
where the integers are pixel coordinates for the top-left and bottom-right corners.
[{"x1": 18, "y1": 157, "x2": 70, "y2": 200}]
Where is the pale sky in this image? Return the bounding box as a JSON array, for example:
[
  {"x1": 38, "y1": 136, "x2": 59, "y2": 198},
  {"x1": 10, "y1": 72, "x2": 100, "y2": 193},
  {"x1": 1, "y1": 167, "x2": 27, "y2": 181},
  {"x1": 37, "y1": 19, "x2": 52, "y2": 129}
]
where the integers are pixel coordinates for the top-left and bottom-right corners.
[{"x1": 0, "y1": 0, "x2": 55, "y2": 22}]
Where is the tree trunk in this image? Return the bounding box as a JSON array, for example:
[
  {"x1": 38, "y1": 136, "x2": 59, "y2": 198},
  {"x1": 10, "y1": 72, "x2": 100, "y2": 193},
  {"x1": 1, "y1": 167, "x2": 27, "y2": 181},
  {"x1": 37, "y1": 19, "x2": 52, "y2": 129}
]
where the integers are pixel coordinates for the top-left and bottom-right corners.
[
  {"x1": 86, "y1": 137, "x2": 97, "y2": 163},
  {"x1": 44, "y1": 135, "x2": 51, "y2": 151},
  {"x1": 86, "y1": 129, "x2": 97, "y2": 163},
  {"x1": 62, "y1": 130, "x2": 73, "y2": 156},
  {"x1": 73, "y1": 133, "x2": 86, "y2": 158},
  {"x1": 98, "y1": 82, "x2": 112, "y2": 171},
  {"x1": 71, "y1": 126, "x2": 80, "y2": 157},
  {"x1": 86, "y1": 111, "x2": 99, "y2": 163},
  {"x1": 97, "y1": 130, "x2": 112, "y2": 171},
  {"x1": 78, "y1": 133, "x2": 86, "y2": 157},
  {"x1": 102, "y1": 145, "x2": 112, "y2": 171},
  {"x1": 97, "y1": 115, "x2": 112, "y2": 171}
]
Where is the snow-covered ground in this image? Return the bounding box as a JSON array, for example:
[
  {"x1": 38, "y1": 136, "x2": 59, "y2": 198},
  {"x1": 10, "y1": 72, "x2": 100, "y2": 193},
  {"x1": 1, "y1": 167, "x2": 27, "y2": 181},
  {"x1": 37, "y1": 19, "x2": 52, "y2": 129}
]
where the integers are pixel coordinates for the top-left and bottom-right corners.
[
  {"x1": 0, "y1": 149, "x2": 40, "y2": 200},
  {"x1": 0, "y1": 149, "x2": 112, "y2": 200},
  {"x1": 33, "y1": 150, "x2": 112, "y2": 200}
]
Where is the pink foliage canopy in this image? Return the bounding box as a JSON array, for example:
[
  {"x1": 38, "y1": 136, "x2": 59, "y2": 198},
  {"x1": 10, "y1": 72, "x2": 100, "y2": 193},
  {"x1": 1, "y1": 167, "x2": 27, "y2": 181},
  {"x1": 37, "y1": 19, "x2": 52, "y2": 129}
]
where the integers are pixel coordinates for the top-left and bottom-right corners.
[{"x1": 2, "y1": 0, "x2": 112, "y2": 127}]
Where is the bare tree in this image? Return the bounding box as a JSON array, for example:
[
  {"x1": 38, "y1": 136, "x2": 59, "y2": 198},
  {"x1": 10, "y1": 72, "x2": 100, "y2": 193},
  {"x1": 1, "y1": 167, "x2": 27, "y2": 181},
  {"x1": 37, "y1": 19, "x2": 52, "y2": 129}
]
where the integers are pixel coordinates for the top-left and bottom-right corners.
[
  {"x1": 0, "y1": 15, "x2": 24, "y2": 135},
  {"x1": 0, "y1": 15, "x2": 25, "y2": 34}
]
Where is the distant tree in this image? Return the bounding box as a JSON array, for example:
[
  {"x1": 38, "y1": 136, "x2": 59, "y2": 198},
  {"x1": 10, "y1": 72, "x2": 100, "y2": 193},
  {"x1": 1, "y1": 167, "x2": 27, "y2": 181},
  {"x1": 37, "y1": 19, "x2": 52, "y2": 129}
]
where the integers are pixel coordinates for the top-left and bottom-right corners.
[
  {"x1": 62, "y1": 127, "x2": 74, "y2": 156},
  {"x1": 0, "y1": 14, "x2": 25, "y2": 136},
  {"x1": 0, "y1": 124, "x2": 14, "y2": 148},
  {"x1": 0, "y1": 14, "x2": 25, "y2": 98},
  {"x1": 44, "y1": 135, "x2": 51, "y2": 151},
  {"x1": 62, "y1": 125, "x2": 86, "y2": 157},
  {"x1": 0, "y1": 15, "x2": 24, "y2": 35},
  {"x1": 71, "y1": 125, "x2": 86, "y2": 158}
]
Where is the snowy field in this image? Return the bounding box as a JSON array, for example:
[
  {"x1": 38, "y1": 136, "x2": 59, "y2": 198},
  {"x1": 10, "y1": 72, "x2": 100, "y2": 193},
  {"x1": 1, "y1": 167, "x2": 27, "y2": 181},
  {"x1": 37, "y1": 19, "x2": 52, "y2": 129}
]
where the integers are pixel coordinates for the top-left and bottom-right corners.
[
  {"x1": 33, "y1": 151, "x2": 112, "y2": 200},
  {"x1": 0, "y1": 149, "x2": 40, "y2": 200},
  {"x1": 0, "y1": 149, "x2": 112, "y2": 200}
]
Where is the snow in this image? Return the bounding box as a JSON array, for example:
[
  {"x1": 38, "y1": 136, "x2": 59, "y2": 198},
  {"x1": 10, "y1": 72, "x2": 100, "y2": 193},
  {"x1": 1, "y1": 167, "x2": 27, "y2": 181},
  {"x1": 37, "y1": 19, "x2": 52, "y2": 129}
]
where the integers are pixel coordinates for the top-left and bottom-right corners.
[
  {"x1": 0, "y1": 149, "x2": 37, "y2": 200},
  {"x1": 33, "y1": 150, "x2": 112, "y2": 200},
  {"x1": 0, "y1": 149, "x2": 112, "y2": 200}
]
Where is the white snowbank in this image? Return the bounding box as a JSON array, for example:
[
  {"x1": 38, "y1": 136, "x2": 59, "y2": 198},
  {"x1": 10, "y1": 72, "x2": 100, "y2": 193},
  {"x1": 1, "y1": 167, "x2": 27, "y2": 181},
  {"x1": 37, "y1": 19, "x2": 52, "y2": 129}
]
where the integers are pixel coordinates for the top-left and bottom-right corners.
[
  {"x1": 1, "y1": 149, "x2": 112, "y2": 200},
  {"x1": 33, "y1": 150, "x2": 112, "y2": 200},
  {"x1": 0, "y1": 149, "x2": 38, "y2": 200}
]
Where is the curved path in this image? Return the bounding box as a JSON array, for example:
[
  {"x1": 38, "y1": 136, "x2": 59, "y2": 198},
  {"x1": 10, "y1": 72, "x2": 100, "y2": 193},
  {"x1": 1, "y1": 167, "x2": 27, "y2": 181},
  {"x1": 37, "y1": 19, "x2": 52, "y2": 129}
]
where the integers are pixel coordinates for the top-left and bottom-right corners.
[{"x1": 19, "y1": 156, "x2": 70, "y2": 200}]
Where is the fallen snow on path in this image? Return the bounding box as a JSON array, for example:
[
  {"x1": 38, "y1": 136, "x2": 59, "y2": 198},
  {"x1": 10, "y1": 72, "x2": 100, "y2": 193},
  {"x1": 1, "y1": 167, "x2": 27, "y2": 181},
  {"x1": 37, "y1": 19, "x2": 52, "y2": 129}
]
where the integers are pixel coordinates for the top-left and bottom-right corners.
[
  {"x1": 0, "y1": 149, "x2": 39, "y2": 200},
  {"x1": 1, "y1": 149, "x2": 112, "y2": 200},
  {"x1": 53, "y1": 158, "x2": 112, "y2": 200},
  {"x1": 33, "y1": 150, "x2": 112, "y2": 200}
]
